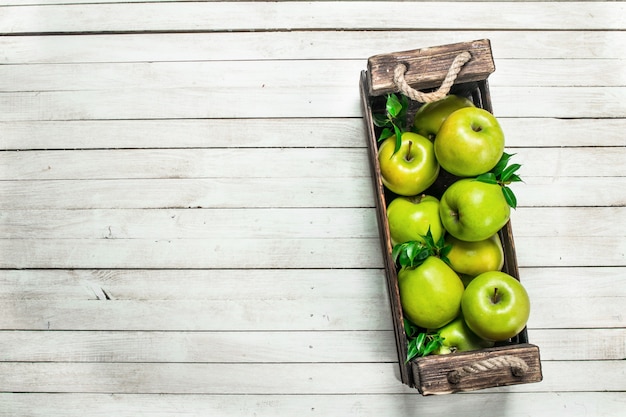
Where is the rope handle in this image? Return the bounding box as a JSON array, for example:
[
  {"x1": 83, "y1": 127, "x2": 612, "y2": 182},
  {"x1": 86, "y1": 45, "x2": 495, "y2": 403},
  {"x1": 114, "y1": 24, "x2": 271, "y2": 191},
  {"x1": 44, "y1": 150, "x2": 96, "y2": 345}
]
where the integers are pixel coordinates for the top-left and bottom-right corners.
[
  {"x1": 447, "y1": 355, "x2": 529, "y2": 384},
  {"x1": 393, "y1": 51, "x2": 472, "y2": 103}
]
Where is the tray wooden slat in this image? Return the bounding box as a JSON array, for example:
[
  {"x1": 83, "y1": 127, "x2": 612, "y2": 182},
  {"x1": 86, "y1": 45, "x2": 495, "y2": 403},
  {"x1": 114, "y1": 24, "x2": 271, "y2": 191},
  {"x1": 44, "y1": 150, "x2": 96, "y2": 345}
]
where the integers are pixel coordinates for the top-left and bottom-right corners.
[{"x1": 367, "y1": 39, "x2": 495, "y2": 96}]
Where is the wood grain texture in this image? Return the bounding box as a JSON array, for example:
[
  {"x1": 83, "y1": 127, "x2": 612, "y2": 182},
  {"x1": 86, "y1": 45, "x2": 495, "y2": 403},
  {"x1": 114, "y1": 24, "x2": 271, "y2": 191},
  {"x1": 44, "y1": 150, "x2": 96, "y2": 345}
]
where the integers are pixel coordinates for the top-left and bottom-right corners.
[
  {"x1": 0, "y1": 361, "x2": 623, "y2": 394},
  {"x1": 1, "y1": 0, "x2": 624, "y2": 413},
  {"x1": 1, "y1": 392, "x2": 625, "y2": 417},
  {"x1": 2, "y1": 2, "x2": 624, "y2": 33}
]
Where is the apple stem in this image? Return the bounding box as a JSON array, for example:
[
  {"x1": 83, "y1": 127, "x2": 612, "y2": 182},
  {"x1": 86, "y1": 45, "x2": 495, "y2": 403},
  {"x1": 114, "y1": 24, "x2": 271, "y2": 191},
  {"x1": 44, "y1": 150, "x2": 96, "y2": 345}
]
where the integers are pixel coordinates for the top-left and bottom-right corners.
[
  {"x1": 492, "y1": 287, "x2": 502, "y2": 304},
  {"x1": 404, "y1": 141, "x2": 414, "y2": 162}
]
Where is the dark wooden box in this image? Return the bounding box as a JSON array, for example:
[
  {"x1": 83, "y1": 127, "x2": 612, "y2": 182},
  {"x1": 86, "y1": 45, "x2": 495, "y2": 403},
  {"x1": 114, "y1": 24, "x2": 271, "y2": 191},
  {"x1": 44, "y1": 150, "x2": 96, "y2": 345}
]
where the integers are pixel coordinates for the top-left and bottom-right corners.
[{"x1": 359, "y1": 39, "x2": 543, "y2": 395}]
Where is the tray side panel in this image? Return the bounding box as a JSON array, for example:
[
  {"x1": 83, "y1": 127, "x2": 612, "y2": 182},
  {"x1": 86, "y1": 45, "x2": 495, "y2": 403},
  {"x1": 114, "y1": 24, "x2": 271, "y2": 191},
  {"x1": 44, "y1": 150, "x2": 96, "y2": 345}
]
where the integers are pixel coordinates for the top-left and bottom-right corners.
[
  {"x1": 412, "y1": 344, "x2": 543, "y2": 395},
  {"x1": 359, "y1": 71, "x2": 414, "y2": 387},
  {"x1": 367, "y1": 39, "x2": 495, "y2": 97}
]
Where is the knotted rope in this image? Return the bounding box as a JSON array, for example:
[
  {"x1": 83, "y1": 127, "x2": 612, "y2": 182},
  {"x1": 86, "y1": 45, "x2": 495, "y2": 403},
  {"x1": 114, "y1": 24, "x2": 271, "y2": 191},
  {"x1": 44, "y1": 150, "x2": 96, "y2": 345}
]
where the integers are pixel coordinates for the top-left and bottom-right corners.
[
  {"x1": 447, "y1": 355, "x2": 529, "y2": 384},
  {"x1": 393, "y1": 51, "x2": 472, "y2": 103}
]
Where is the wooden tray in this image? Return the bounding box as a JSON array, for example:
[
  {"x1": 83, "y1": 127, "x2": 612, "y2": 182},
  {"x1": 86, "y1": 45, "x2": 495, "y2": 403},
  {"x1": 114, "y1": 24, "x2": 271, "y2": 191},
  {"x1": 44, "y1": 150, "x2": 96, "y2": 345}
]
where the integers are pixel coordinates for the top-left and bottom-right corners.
[{"x1": 359, "y1": 39, "x2": 543, "y2": 395}]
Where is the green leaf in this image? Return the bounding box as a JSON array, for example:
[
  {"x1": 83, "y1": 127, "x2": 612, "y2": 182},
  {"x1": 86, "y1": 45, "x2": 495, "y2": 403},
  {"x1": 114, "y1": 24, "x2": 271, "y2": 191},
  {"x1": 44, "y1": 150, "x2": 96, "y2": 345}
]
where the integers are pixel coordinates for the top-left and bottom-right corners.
[
  {"x1": 422, "y1": 227, "x2": 436, "y2": 249},
  {"x1": 404, "y1": 318, "x2": 418, "y2": 338},
  {"x1": 397, "y1": 94, "x2": 410, "y2": 126},
  {"x1": 393, "y1": 124, "x2": 403, "y2": 154},
  {"x1": 405, "y1": 338, "x2": 419, "y2": 363},
  {"x1": 492, "y1": 152, "x2": 514, "y2": 176},
  {"x1": 372, "y1": 113, "x2": 390, "y2": 128},
  {"x1": 500, "y1": 163, "x2": 522, "y2": 183},
  {"x1": 406, "y1": 242, "x2": 418, "y2": 264},
  {"x1": 476, "y1": 172, "x2": 498, "y2": 184},
  {"x1": 502, "y1": 186, "x2": 518, "y2": 209},
  {"x1": 439, "y1": 242, "x2": 453, "y2": 265},
  {"x1": 422, "y1": 334, "x2": 445, "y2": 356},
  {"x1": 507, "y1": 174, "x2": 523, "y2": 183},
  {"x1": 386, "y1": 94, "x2": 403, "y2": 119},
  {"x1": 378, "y1": 127, "x2": 394, "y2": 142}
]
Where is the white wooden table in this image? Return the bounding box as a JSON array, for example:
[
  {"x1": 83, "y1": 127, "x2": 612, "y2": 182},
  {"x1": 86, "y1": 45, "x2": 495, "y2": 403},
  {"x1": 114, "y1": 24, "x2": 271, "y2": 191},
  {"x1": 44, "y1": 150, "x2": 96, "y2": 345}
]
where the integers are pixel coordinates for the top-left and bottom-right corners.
[{"x1": 1, "y1": 1, "x2": 624, "y2": 415}]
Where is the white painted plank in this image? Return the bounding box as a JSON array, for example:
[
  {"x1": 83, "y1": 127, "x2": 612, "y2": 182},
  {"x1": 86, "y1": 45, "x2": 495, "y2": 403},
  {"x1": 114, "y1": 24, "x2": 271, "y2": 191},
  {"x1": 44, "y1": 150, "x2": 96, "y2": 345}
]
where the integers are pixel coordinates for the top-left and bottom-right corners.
[
  {"x1": 1, "y1": 207, "x2": 621, "y2": 239},
  {"x1": 1, "y1": 147, "x2": 622, "y2": 180},
  {"x1": 0, "y1": 176, "x2": 623, "y2": 209},
  {"x1": 0, "y1": 268, "x2": 388, "y2": 300},
  {"x1": 1, "y1": 392, "x2": 624, "y2": 417},
  {"x1": 2, "y1": 31, "x2": 624, "y2": 64},
  {"x1": 0, "y1": 299, "x2": 395, "y2": 331},
  {"x1": 2, "y1": 59, "x2": 623, "y2": 92},
  {"x1": 2, "y1": 2, "x2": 623, "y2": 33},
  {"x1": 0, "y1": 208, "x2": 379, "y2": 239},
  {"x1": 0, "y1": 148, "x2": 372, "y2": 180},
  {"x1": 0, "y1": 118, "x2": 368, "y2": 149},
  {"x1": 0, "y1": 361, "x2": 623, "y2": 393},
  {"x1": 0, "y1": 283, "x2": 622, "y2": 330},
  {"x1": 0, "y1": 328, "x2": 622, "y2": 362},
  {"x1": 2, "y1": 118, "x2": 625, "y2": 150},
  {"x1": 2, "y1": 86, "x2": 623, "y2": 120},
  {"x1": 1, "y1": 296, "x2": 621, "y2": 330},
  {"x1": 0, "y1": 237, "x2": 388, "y2": 269},
  {"x1": 1, "y1": 267, "x2": 624, "y2": 301},
  {"x1": 0, "y1": 177, "x2": 377, "y2": 209},
  {"x1": 0, "y1": 330, "x2": 400, "y2": 363},
  {"x1": 0, "y1": 235, "x2": 623, "y2": 268},
  {"x1": 510, "y1": 207, "x2": 626, "y2": 237}
]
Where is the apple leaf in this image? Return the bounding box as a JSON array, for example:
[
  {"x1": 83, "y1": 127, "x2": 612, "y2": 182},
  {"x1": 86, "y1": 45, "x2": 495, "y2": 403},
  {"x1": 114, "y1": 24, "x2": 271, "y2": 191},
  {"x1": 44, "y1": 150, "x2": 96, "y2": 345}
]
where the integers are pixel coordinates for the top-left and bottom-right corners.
[
  {"x1": 372, "y1": 113, "x2": 389, "y2": 127},
  {"x1": 502, "y1": 186, "x2": 518, "y2": 209},
  {"x1": 374, "y1": 93, "x2": 412, "y2": 153},
  {"x1": 405, "y1": 331, "x2": 445, "y2": 362},
  {"x1": 392, "y1": 227, "x2": 451, "y2": 269},
  {"x1": 393, "y1": 124, "x2": 403, "y2": 154},
  {"x1": 476, "y1": 152, "x2": 524, "y2": 209},
  {"x1": 492, "y1": 152, "x2": 515, "y2": 174},
  {"x1": 501, "y1": 163, "x2": 523, "y2": 183},
  {"x1": 379, "y1": 127, "x2": 394, "y2": 141},
  {"x1": 404, "y1": 318, "x2": 419, "y2": 338},
  {"x1": 386, "y1": 93, "x2": 403, "y2": 118},
  {"x1": 475, "y1": 172, "x2": 498, "y2": 185}
]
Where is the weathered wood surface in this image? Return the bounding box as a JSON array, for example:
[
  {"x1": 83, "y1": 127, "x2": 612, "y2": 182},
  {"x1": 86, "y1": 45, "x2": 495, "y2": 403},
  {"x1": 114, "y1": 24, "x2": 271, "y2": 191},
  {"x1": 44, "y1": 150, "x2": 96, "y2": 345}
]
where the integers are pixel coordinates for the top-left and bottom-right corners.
[{"x1": 1, "y1": 0, "x2": 624, "y2": 415}]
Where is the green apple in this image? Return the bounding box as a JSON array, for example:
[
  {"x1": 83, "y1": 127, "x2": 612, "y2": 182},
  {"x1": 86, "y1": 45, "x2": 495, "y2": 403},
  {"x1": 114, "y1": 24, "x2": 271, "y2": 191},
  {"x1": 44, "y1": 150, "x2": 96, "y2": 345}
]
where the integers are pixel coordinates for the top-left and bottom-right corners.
[
  {"x1": 461, "y1": 271, "x2": 530, "y2": 341},
  {"x1": 434, "y1": 315, "x2": 494, "y2": 354},
  {"x1": 413, "y1": 95, "x2": 475, "y2": 140},
  {"x1": 445, "y1": 233, "x2": 504, "y2": 277},
  {"x1": 439, "y1": 178, "x2": 510, "y2": 242},
  {"x1": 398, "y1": 256, "x2": 464, "y2": 329},
  {"x1": 434, "y1": 107, "x2": 505, "y2": 177},
  {"x1": 378, "y1": 132, "x2": 439, "y2": 196},
  {"x1": 387, "y1": 195, "x2": 444, "y2": 245}
]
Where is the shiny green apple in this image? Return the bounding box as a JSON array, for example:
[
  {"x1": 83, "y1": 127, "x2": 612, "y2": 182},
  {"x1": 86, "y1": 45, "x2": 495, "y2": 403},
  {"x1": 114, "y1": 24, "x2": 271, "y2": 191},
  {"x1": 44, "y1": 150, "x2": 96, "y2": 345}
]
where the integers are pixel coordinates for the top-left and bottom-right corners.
[
  {"x1": 434, "y1": 315, "x2": 494, "y2": 354},
  {"x1": 413, "y1": 95, "x2": 475, "y2": 140},
  {"x1": 439, "y1": 178, "x2": 510, "y2": 242},
  {"x1": 387, "y1": 195, "x2": 444, "y2": 245},
  {"x1": 434, "y1": 107, "x2": 505, "y2": 177},
  {"x1": 445, "y1": 233, "x2": 504, "y2": 277},
  {"x1": 378, "y1": 132, "x2": 439, "y2": 196},
  {"x1": 461, "y1": 271, "x2": 531, "y2": 341},
  {"x1": 398, "y1": 256, "x2": 464, "y2": 329}
]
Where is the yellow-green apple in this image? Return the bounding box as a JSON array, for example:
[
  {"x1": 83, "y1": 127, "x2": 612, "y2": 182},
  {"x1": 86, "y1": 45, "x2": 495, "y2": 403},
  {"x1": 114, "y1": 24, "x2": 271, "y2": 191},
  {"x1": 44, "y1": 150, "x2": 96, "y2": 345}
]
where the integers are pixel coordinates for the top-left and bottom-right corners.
[
  {"x1": 445, "y1": 233, "x2": 504, "y2": 277},
  {"x1": 434, "y1": 315, "x2": 494, "y2": 354},
  {"x1": 398, "y1": 256, "x2": 464, "y2": 329},
  {"x1": 461, "y1": 271, "x2": 530, "y2": 341},
  {"x1": 378, "y1": 132, "x2": 439, "y2": 196},
  {"x1": 413, "y1": 95, "x2": 475, "y2": 140},
  {"x1": 387, "y1": 195, "x2": 444, "y2": 245},
  {"x1": 439, "y1": 178, "x2": 510, "y2": 242},
  {"x1": 434, "y1": 107, "x2": 505, "y2": 177}
]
